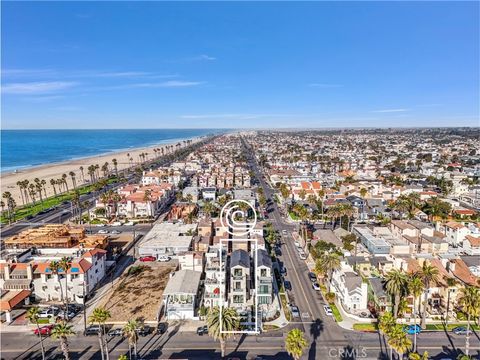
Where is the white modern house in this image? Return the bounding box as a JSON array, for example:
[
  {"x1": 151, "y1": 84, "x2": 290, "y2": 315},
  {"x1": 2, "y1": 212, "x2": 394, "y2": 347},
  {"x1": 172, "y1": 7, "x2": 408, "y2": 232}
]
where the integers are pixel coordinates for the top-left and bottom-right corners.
[
  {"x1": 163, "y1": 270, "x2": 201, "y2": 320},
  {"x1": 330, "y1": 264, "x2": 368, "y2": 313},
  {"x1": 229, "y1": 249, "x2": 251, "y2": 310},
  {"x1": 203, "y1": 246, "x2": 226, "y2": 309}
]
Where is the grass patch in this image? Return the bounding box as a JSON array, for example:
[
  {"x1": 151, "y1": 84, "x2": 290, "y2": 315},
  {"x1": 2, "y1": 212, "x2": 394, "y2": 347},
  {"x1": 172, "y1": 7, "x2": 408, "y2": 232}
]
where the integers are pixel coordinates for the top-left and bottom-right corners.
[
  {"x1": 263, "y1": 324, "x2": 279, "y2": 331},
  {"x1": 426, "y1": 323, "x2": 480, "y2": 331},
  {"x1": 32, "y1": 318, "x2": 51, "y2": 325},
  {"x1": 353, "y1": 323, "x2": 378, "y2": 332},
  {"x1": 280, "y1": 294, "x2": 292, "y2": 322},
  {"x1": 288, "y1": 211, "x2": 299, "y2": 221},
  {"x1": 330, "y1": 304, "x2": 343, "y2": 323},
  {"x1": 1, "y1": 177, "x2": 119, "y2": 224}
]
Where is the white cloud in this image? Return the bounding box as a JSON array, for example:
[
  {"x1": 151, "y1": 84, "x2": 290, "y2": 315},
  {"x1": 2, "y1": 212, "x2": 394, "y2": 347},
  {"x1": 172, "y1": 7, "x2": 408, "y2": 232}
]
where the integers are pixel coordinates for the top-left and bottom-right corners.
[
  {"x1": 2, "y1": 81, "x2": 77, "y2": 94},
  {"x1": 197, "y1": 54, "x2": 216, "y2": 61},
  {"x1": 308, "y1": 83, "x2": 343, "y2": 88},
  {"x1": 371, "y1": 108, "x2": 409, "y2": 113}
]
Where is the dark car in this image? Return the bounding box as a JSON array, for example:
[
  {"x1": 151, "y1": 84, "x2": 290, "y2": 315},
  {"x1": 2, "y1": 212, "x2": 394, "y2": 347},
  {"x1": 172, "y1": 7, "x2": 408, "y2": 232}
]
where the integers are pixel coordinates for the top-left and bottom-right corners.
[
  {"x1": 284, "y1": 280, "x2": 292, "y2": 291},
  {"x1": 308, "y1": 272, "x2": 317, "y2": 282},
  {"x1": 196, "y1": 325, "x2": 208, "y2": 335},
  {"x1": 280, "y1": 266, "x2": 287, "y2": 276},
  {"x1": 85, "y1": 325, "x2": 101, "y2": 336},
  {"x1": 136, "y1": 325, "x2": 151, "y2": 337},
  {"x1": 156, "y1": 322, "x2": 168, "y2": 335}
]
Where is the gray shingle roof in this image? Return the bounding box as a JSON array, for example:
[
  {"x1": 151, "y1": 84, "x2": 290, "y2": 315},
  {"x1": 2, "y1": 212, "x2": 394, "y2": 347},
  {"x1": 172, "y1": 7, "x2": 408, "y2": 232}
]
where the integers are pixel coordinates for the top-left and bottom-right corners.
[
  {"x1": 231, "y1": 249, "x2": 250, "y2": 268},
  {"x1": 256, "y1": 248, "x2": 272, "y2": 268},
  {"x1": 163, "y1": 270, "x2": 201, "y2": 295}
]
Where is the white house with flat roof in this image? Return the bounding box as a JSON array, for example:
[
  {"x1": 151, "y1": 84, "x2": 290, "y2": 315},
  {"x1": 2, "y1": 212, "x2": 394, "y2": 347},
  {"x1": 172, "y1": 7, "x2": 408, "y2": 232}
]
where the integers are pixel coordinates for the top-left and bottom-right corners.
[
  {"x1": 353, "y1": 226, "x2": 391, "y2": 255},
  {"x1": 138, "y1": 223, "x2": 197, "y2": 259},
  {"x1": 163, "y1": 270, "x2": 201, "y2": 320}
]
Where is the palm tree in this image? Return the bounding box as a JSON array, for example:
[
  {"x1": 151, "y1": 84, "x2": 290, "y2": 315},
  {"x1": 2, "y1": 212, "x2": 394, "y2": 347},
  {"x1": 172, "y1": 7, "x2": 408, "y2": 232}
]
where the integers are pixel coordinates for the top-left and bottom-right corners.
[
  {"x1": 457, "y1": 286, "x2": 480, "y2": 357},
  {"x1": 59, "y1": 257, "x2": 72, "y2": 319},
  {"x1": 69, "y1": 171, "x2": 77, "y2": 189},
  {"x1": 51, "y1": 321, "x2": 75, "y2": 360},
  {"x1": 285, "y1": 328, "x2": 308, "y2": 360},
  {"x1": 207, "y1": 306, "x2": 240, "y2": 357},
  {"x1": 50, "y1": 179, "x2": 58, "y2": 197},
  {"x1": 79, "y1": 166, "x2": 85, "y2": 183},
  {"x1": 314, "y1": 252, "x2": 341, "y2": 292},
  {"x1": 16, "y1": 181, "x2": 25, "y2": 205},
  {"x1": 49, "y1": 260, "x2": 64, "y2": 303},
  {"x1": 62, "y1": 173, "x2": 69, "y2": 192},
  {"x1": 408, "y1": 275, "x2": 424, "y2": 352},
  {"x1": 417, "y1": 262, "x2": 439, "y2": 328},
  {"x1": 445, "y1": 278, "x2": 457, "y2": 325},
  {"x1": 378, "y1": 312, "x2": 396, "y2": 360},
  {"x1": 388, "y1": 325, "x2": 412, "y2": 360},
  {"x1": 26, "y1": 306, "x2": 46, "y2": 360},
  {"x1": 384, "y1": 269, "x2": 408, "y2": 318},
  {"x1": 123, "y1": 319, "x2": 140, "y2": 359},
  {"x1": 89, "y1": 307, "x2": 112, "y2": 360},
  {"x1": 112, "y1": 158, "x2": 118, "y2": 177}
]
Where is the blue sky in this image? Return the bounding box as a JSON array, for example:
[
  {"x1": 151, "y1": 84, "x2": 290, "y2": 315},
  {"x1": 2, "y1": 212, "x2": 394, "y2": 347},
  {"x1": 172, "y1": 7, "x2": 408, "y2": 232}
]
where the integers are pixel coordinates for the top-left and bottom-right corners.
[{"x1": 2, "y1": 1, "x2": 479, "y2": 129}]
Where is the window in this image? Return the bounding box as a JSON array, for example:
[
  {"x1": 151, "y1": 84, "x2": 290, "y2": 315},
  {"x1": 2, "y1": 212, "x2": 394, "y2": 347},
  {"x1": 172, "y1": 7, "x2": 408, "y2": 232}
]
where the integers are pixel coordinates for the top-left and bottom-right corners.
[
  {"x1": 258, "y1": 285, "x2": 269, "y2": 294},
  {"x1": 234, "y1": 281, "x2": 242, "y2": 290},
  {"x1": 233, "y1": 295, "x2": 243, "y2": 303},
  {"x1": 260, "y1": 269, "x2": 267, "y2": 277},
  {"x1": 233, "y1": 269, "x2": 242, "y2": 277},
  {"x1": 258, "y1": 295, "x2": 270, "y2": 305}
]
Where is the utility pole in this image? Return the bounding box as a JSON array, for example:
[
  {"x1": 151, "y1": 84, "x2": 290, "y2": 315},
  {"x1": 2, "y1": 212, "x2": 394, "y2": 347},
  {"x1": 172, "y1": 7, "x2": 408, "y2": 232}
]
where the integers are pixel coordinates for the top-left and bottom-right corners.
[{"x1": 83, "y1": 280, "x2": 87, "y2": 335}]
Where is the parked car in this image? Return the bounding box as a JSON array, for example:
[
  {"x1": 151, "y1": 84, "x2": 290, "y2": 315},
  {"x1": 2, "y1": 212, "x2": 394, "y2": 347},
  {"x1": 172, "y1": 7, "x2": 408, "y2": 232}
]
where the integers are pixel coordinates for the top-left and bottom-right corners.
[
  {"x1": 403, "y1": 325, "x2": 421, "y2": 335},
  {"x1": 298, "y1": 251, "x2": 307, "y2": 260},
  {"x1": 280, "y1": 266, "x2": 287, "y2": 276},
  {"x1": 85, "y1": 325, "x2": 101, "y2": 336},
  {"x1": 139, "y1": 256, "x2": 156, "y2": 262},
  {"x1": 157, "y1": 256, "x2": 171, "y2": 262},
  {"x1": 137, "y1": 325, "x2": 151, "y2": 337},
  {"x1": 290, "y1": 305, "x2": 300, "y2": 318},
  {"x1": 98, "y1": 230, "x2": 109, "y2": 234},
  {"x1": 107, "y1": 328, "x2": 124, "y2": 337},
  {"x1": 282, "y1": 230, "x2": 287, "y2": 235},
  {"x1": 312, "y1": 282, "x2": 320, "y2": 291},
  {"x1": 323, "y1": 305, "x2": 333, "y2": 316},
  {"x1": 284, "y1": 280, "x2": 292, "y2": 291},
  {"x1": 308, "y1": 272, "x2": 317, "y2": 282},
  {"x1": 294, "y1": 239, "x2": 301, "y2": 247},
  {"x1": 156, "y1": 322, "x2": 168, "y2": 335},
  {"x1": 33, "y1": 324, "x2": 55, "y2": 336},
  {"x1": 38, "y1": 307, "x2": 60, "y2": 318},
  {"x1": 125, "y1": 221, "x2": 135, "y2": 226},
  {"x1": 196, "y1": 325, "x2": 208, "y2": 335},
  {"x1": 111, "y1": 230, "x2": 121, "y2": 235},
  {"x1": 452, "y1": 326, "x2": 472, "y2": 335},
  {"x1": 57, "y1": 309, "x2": 76, "y2": 320}
]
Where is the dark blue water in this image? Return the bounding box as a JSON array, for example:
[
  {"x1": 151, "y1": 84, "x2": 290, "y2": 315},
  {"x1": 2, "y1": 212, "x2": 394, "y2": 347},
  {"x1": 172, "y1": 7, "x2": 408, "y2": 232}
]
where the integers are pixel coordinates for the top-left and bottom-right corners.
[{"x1": 1, "y1": 129, "x2": 222, "y2": 172}]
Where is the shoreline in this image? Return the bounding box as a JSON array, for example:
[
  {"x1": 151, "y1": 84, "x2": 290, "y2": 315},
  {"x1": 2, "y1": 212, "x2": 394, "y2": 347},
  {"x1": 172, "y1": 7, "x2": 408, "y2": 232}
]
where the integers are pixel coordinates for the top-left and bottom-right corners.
[{"x1": 0, "y1": 135, "x2": 205, "y2": 207}]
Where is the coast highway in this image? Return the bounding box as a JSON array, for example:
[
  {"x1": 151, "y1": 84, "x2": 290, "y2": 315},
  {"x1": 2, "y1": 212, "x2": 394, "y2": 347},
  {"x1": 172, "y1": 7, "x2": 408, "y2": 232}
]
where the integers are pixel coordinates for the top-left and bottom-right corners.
[{"x1": 1, "y1": 322, "x2": 479, "y2": 359}]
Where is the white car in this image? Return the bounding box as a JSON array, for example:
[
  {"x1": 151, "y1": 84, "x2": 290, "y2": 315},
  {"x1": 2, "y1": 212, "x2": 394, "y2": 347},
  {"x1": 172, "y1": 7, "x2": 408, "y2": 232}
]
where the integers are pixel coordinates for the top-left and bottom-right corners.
[
  {"x1": 98, "y1": 230, "x2": 109, "y2": 234},
  {"x1": 157, "y1": 256, "x2": 171, "y2": 262},
  {"x1": 282, "y1": 230, "x2": 288, "y2": 235},
  {"x1": 299, "y1": 252, "x2": 307, "y2": 260},
  {"x1": 125, "y1": 221, "x2": 134, "y2": 226},
  {"x1": 323, "y1": 305, "x2": 333, "y2": 316},
  {"x1": 312, "y1": 282, "x2": 320, "y2": 291},
  {"x1": 294, "y1": 240, "x2": 300, "y2": 247}
]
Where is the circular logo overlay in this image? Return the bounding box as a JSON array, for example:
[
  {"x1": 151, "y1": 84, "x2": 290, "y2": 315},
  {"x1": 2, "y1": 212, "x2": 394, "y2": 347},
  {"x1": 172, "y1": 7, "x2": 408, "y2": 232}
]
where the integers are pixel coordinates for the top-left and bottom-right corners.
[{"x1": 220, "y1": 200, "x2": 257, "y2": 236}]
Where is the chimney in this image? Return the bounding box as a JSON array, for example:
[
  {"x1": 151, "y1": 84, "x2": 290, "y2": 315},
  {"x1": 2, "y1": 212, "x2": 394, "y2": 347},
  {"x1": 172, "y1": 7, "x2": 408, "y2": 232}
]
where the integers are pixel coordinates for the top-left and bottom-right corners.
[
  {"x1": 4, "y1": 265, "x2": 10, "y2": 280},
  {"x1": 27, "y1": 264, "x2": 33, "y2": 279}
]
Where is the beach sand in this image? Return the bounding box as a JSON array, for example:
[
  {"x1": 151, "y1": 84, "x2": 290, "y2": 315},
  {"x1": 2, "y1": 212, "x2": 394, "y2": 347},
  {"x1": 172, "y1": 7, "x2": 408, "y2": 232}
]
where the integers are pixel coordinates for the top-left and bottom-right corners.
[{"x1": 1, "y1": 138, "x2": 200, "y2": 206}]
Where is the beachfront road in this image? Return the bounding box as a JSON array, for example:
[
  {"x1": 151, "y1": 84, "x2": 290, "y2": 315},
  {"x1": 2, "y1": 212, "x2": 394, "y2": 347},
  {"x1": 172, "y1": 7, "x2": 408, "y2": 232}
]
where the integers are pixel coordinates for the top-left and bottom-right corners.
[{"x1": 1, "y1": 327, "x2": 479, "y2": 359}]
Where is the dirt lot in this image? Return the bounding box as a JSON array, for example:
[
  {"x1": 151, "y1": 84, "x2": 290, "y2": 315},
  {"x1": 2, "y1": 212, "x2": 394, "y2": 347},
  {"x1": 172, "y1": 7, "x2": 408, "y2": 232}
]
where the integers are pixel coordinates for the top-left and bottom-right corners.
[{"x1": 99, "y1": 261, "x2": 177, "y2": 322}]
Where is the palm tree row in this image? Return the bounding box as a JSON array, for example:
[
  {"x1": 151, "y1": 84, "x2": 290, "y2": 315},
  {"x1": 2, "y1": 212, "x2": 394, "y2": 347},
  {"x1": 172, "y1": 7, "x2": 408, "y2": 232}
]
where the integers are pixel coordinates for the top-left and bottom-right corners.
[{"x1": 1, "y1": 192, "x2": 17, "y2": 224}]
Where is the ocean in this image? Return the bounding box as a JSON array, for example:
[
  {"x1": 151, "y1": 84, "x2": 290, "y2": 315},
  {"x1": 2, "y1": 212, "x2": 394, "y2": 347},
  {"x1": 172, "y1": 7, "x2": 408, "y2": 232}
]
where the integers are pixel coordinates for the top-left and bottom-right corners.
[{"x1": 1, "y1": 129, "x2": 222, "y2": 173}]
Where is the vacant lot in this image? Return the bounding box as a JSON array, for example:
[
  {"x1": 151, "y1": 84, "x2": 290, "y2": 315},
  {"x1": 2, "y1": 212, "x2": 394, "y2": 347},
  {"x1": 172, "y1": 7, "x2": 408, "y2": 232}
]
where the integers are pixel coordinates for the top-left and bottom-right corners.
[{"x1": 100, "y1": 262, "x2": 177, "y2": 322}]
